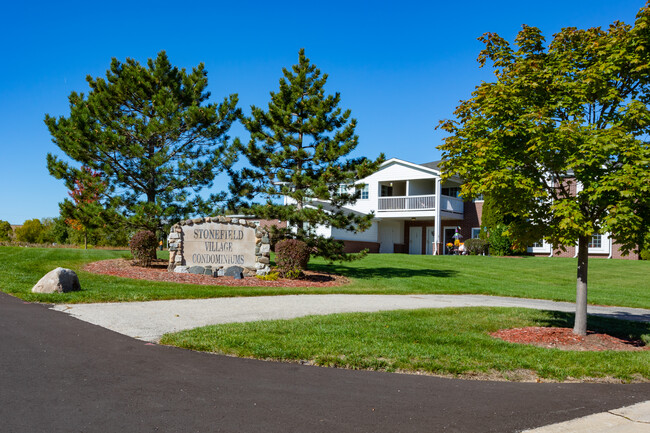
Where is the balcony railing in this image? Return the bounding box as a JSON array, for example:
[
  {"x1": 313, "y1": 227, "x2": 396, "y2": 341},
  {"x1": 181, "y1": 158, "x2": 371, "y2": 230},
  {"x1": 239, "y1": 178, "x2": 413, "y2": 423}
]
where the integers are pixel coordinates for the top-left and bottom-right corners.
[
  {"x1": 377, "y1": 194, "x2": 464, "y2": 214},
  {"x1": 378, "y1": 194, "x2": 435, "y2": 211}
]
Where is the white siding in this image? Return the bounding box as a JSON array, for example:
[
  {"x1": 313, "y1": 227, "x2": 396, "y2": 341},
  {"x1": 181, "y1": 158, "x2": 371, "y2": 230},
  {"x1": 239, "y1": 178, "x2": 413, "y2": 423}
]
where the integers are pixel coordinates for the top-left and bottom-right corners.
[
  {"x1": 378, "y1": 220, "x2": 403, "y2": 253},
  {"x1": 314, "y1": 224, "x2": 332, "y2": 238},
  {"x1": 408, "y1": 179, "x2": 435, "y2": 196},
  {"x1": 331, "y1": 222, "x2": 378, "y2": 242}
]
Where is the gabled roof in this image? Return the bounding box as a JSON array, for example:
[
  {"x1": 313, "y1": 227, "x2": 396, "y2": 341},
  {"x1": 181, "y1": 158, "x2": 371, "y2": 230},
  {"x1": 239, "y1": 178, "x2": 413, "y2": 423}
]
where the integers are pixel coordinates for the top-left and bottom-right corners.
[
  {"x1": 372, "y1": 157, "x2": 462, "y2": 183},
  {"x1": 380, "y1": 158, "x2": 442, "y2": 176},
  {"x1": 420, "y1": 160, "x2": 442, "y2": 171}
]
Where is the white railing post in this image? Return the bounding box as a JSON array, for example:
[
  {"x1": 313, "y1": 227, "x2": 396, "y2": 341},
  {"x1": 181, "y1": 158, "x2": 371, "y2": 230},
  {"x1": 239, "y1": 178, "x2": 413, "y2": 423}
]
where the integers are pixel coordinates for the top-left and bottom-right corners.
[{"x1": 434, "y1": 178, "x2": 441, "y2": 255}]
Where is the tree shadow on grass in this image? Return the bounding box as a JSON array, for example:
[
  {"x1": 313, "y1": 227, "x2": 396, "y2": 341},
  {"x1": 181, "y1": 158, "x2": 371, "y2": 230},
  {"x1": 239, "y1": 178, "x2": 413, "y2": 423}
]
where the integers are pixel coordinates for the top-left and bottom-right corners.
[
  {"x1": 536, "y1": 310, "x2": 650, "y2": 342},
  {"x1": 307, "y1": 263, "x2": 458, "y2": 280}
]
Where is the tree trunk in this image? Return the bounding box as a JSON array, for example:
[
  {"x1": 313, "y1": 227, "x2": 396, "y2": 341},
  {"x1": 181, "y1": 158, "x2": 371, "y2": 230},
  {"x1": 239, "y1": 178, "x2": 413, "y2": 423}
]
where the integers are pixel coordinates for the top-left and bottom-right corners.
[
  {"x1": 573, "y1": 235, "x2": 589, "y2": 336},
  {"x1": 84, "y1": 231, "x2": 88, "y2": 250}
]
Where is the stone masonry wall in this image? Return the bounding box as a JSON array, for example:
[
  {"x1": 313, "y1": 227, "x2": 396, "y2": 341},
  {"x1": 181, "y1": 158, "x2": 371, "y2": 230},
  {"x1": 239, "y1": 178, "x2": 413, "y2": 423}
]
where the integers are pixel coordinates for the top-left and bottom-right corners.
[{"x1": 167, "y1": 216, "x2": 272, "y2": 277}]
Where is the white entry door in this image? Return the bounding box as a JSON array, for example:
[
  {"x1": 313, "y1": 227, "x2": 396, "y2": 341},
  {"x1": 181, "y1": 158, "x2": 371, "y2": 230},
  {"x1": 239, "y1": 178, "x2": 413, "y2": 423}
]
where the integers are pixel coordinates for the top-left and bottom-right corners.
[
  {"x1": 379, "y1": 221, "x2": 398, "y2": 253},
  {"x1": 425, "y1": 226, "x2": 435, "y2": 255},
  {"x1": 409, "y1": 226, "x2": 422, "y2": 255}
]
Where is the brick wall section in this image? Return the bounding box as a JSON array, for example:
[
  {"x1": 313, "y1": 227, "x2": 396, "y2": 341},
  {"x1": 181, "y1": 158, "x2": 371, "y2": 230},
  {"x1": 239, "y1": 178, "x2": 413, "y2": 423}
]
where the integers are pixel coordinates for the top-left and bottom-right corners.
[
  {"x1": 342, "y1": 240, "x2": 380, "y2": 253},
  {"x1": 611, "y1": 242, "x2": 640, "y2": 259},
  {"x1": 456, "y1": 201, "x2": 482, "y2": 240},
  {"x1": 551, "y1": 246, "x2": 576, "y2": 258}
]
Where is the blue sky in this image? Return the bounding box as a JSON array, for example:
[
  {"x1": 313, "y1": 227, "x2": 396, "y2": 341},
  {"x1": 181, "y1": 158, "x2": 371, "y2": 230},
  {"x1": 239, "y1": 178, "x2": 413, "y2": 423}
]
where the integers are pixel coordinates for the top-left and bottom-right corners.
[{"x1": 0, "y1": 0, "x2": 644, "y2": 224}]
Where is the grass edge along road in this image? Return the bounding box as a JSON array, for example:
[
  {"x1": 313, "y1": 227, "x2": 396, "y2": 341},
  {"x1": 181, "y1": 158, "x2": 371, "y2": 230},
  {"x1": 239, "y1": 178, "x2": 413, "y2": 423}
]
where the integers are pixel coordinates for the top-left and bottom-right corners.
[
  {"x1": 0, "y1": 246, "x2": 648, "y2": 309},
  {"x1": 160, "y1": 307, "x2": 650, "y2": 383}
]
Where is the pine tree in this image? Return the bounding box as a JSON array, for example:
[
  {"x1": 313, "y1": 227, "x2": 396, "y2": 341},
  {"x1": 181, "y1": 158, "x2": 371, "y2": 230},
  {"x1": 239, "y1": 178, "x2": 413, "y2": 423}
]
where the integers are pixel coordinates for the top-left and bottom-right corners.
[
  {"x1": 232, "y1": 49, "x2": 384, "y2": 261},
  {"x1": 46, "y1": 51, "x2": 240, "y2": 234}
]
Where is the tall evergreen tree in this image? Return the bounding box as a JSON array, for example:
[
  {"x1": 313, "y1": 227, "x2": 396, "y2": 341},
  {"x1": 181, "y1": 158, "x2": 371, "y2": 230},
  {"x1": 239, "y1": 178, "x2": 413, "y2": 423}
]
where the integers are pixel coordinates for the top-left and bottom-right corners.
[
  {"x1": 231, "y1": 49, "x2": 384, "y2": 261},
  {"x1": 46, "y1": 51, "x2": 240, "y2": 234}
]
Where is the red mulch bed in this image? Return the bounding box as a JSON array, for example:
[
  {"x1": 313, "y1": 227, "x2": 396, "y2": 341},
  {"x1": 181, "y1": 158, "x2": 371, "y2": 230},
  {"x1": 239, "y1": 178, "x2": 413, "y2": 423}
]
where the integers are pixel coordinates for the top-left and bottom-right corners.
[
  {"x1": 84, "y1": 259, "x2": 349, "y2": 288},
  {"x1": 491, "y1": 327, "x2": 648, "y2": 351}
]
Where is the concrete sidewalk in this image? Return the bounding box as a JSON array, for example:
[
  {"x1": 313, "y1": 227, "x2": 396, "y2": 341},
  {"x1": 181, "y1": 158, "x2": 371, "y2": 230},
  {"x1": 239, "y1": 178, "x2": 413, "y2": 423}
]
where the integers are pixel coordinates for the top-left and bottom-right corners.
[
  {"x1": 51, "y1": 294, "x2": 650, "y2": 342},
  {"x1": 523, "y1": 400, "x2": 650, "y2": 432}
]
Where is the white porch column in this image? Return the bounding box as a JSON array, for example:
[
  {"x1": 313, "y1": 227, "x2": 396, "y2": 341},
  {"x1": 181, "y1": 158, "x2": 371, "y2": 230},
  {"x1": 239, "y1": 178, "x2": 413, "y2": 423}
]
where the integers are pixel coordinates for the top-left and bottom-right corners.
[{"x1": 434, "y1": 177, "x2": 442, "y2": 255}]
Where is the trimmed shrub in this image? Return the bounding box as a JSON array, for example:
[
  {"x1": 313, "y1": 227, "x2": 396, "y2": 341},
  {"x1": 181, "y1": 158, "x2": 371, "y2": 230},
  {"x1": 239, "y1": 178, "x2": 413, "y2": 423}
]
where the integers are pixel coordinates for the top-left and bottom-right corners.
[
  {"x1": 129, "y1": 230, "x2": 158, "y2": 267},
  {"x1": 464, "y1": 238, "x2": 488, "y2": 255},
  {"x1": 275, "y1": 239, "x2": 310, "y2": 279},
  {"x1": 487, "y1": 223, "x2": 513, "y2": 256},
  {"x1": 640, "y1": 250, "x2": 650, "y2": 261}
]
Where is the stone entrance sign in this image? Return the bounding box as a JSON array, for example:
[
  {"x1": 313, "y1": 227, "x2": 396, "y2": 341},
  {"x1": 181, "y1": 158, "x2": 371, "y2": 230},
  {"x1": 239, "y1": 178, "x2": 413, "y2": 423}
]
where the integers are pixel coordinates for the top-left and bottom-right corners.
[{"x1": 167, "y1": 217, "x2": 271, "y2": 277}]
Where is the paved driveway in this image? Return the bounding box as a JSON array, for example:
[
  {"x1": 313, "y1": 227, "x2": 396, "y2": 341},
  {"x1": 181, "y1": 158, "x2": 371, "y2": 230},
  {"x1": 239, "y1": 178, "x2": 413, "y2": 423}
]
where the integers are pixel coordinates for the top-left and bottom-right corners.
[
  {"x1": 1, "y1": 293, "x2": 649, "y2": 432},
  {"x1": 52, "y1": 294, "x2": 650, "y2": 342}
]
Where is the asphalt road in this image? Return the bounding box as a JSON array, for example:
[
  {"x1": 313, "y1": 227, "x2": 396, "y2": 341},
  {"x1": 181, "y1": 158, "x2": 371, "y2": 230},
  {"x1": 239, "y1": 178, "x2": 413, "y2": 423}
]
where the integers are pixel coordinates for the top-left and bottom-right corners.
[{"x1": 1, "y1": 292, "x2": 648, "y2": 432}]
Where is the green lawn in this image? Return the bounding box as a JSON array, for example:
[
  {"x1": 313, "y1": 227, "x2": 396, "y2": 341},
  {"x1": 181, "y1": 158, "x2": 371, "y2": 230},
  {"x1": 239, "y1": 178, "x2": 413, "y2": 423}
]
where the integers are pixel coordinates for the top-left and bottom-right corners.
[
  {"x1": 1, "y1": 246, "x2": 649, "y2": 307},
  {"x1": 160, "y1": 307, "x2": 650, "y2": 382}
]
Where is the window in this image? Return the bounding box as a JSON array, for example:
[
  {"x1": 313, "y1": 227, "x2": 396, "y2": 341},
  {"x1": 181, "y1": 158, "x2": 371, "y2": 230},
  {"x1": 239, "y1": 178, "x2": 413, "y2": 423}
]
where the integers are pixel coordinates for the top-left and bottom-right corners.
[
  {"x1": 441, "y1": 187, "x2": 460, "y2": 198},
  {"x1": 380, "y1": 185, "x2": 393, "y2": 197},
  {"x1": 588, "y1": 234, "x2": 602, "y2": 249},
  {"x1": 338, "y1": 184, "x2": 350, "y2": 195},
  {"x1": 471, "y1": 227, "x2": 481, "y2": 239},
  {"x1": 528, "y1": 239, "x2": 551, "y2": 253},
  {"x1": 473, "y1": 194, "x2": 484, "y2": 202},
  {"x1": 587, "y1": 233, "x2": 609, "y2": 254},
  {"x1": 357, "y1": 184, "x2": 369, "y2": 200}
]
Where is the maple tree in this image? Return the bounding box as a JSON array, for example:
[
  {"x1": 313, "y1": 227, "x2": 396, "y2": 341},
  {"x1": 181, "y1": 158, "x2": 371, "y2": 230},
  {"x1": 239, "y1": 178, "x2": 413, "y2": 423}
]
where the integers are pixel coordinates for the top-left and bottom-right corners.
[
  {"x1": 439, "y1": 5, "x2": 650, "y2": 335},
  {"x1": 60, "y1": 166, "x2": 111, "y2": 249}
]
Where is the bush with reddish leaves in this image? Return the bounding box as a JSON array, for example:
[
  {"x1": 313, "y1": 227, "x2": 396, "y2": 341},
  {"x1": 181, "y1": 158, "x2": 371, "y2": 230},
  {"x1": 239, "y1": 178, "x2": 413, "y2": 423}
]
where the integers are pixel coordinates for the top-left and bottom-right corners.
[
  {"x1": 129, "y1": 230, "x2": 158, "y2": 267},
  {"x1": 275, "y1": 239, "x2": 310, "y2": 279}
]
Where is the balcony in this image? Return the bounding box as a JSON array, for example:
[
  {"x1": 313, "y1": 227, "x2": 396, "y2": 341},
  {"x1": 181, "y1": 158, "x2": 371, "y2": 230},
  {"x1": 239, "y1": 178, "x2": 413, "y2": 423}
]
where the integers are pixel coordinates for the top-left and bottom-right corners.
[
  {"x1": 441, "y1": 196, "x2": 464, "y2": 214},
  {"x1": 377, "y1": 195, "x2": 463, "y2": 214},
  {"x1": 379, "y1": 194, "x2": 434, "y2": 211}
]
